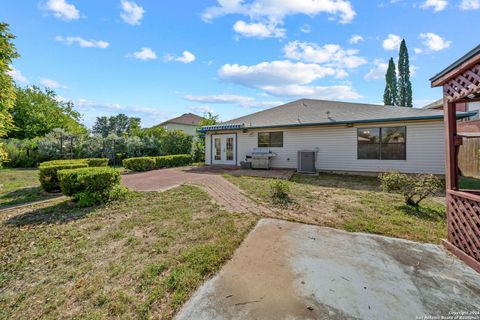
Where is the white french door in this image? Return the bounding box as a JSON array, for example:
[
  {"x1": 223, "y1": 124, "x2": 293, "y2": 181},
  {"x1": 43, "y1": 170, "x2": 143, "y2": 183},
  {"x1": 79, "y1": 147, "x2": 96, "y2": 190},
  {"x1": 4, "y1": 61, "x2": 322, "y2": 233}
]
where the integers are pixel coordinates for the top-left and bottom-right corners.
[{"x1": 212, "y1": 134, "x2": 236, "y2": 165}]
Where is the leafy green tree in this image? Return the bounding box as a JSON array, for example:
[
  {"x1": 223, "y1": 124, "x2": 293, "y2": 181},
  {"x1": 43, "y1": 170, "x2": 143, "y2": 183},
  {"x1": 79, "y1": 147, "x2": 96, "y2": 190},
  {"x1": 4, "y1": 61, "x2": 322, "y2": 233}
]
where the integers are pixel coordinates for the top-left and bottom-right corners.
[
  {"x1": 92, "y1": 114, "x2": 141, "y2": 137},
  {"x1": 8, "y1": 86, "x2": 85, "y2": 139},
  {"x1": 397, "y1": 39, "x2": 413, "y2": 107},
  {"x1": 161, "y1": 130, "x2": 193, "y2": 155},
  {"x1": 383, "y1": 58, "x2": 398, "y2": 106},
  {"x1": 0, "y1": 22, "x2": 19, "y2": 165}
]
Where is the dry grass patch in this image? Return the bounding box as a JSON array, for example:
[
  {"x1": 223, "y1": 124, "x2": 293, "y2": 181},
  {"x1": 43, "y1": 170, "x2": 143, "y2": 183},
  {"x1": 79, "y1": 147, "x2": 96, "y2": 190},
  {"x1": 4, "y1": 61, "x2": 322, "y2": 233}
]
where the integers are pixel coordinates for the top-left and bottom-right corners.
[
  {"x1": 224, "y1": 172, "x2": 446, "y2": 243},
  {"x1": 0, "y1": 186, "x2": 257, "y2": 319}
]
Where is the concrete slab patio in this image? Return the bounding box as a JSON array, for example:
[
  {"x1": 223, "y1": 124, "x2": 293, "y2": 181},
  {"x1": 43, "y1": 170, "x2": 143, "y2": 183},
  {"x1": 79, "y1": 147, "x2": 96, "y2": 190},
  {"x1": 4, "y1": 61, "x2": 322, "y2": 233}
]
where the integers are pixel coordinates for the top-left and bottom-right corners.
[{"x1": 175, "y1": 219, "x2": 480, "y2": 320}]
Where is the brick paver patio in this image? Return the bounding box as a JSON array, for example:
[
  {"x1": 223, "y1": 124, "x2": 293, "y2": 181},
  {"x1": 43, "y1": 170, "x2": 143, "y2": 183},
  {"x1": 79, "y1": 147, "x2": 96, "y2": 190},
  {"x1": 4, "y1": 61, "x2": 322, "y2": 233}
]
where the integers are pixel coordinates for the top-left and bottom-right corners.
[{"x1": 122, "y1": 166, "x2": 273, "y2": 213}]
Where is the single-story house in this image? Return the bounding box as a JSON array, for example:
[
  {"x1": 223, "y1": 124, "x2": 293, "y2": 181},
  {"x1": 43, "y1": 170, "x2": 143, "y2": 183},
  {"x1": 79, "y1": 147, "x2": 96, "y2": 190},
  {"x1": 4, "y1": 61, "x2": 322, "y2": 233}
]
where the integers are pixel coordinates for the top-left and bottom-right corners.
[
  {"x1": 152, "y1": 113, "x2": 204, "y2": 135},
  {"x1": 200, "y1": 99, "x2": 475, "y2": 174}
]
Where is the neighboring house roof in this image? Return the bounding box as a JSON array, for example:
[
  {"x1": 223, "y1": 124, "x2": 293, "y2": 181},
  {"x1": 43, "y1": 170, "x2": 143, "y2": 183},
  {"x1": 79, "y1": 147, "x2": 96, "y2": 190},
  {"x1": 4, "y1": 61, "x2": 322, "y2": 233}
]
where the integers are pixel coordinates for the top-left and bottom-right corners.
[
  {"x1": 157, "y1": 113, "x2": 204, "y2": 127},
  {"x1": 422, "y1": 98, "x2": 443, "y2": 109},
  {"x1": 200, "y1": 99, "x2": 474, "y2": 131}
]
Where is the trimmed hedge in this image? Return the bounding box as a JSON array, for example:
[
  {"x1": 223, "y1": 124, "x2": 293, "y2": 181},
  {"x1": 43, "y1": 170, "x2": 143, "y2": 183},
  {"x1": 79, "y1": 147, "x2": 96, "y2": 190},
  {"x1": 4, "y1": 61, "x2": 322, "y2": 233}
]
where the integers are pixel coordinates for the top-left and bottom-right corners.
[
  {"x1": 39, "y1": 162, "x2": 88, "y2": 192},
  {"x1": 123, "y1": 154, "x2": 192, "y2": 172},
  {"x1": 58, "y1": 167, "x2": 125, "y2": 206},
  {"x1": 122, "y1": 157, "x2": 157, "y2": 172},
  {"x1": 38, "y1": 158, "x2": 109, "y2": 192}
]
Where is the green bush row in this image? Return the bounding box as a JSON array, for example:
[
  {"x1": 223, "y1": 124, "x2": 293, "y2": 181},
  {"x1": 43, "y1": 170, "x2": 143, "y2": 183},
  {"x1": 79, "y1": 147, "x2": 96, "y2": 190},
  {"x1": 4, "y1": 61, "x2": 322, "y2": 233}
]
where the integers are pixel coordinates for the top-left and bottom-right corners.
[
  {"x1": 122, "y1": 154, "x2": 192, "y2": 172},
  {"x1": 38, "y1": 158, "x2": 108, "y2": 192},
  {"x1": 58, "y1": 167, "x2": 126, "y2": 206}
]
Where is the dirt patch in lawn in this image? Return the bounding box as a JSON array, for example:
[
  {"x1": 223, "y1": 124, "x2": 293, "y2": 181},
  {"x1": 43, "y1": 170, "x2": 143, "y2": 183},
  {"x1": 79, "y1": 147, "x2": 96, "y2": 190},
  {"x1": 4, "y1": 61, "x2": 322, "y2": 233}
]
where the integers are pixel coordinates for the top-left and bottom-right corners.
[{"x1": 0, "y1": 185, "x2": 258, "y2": 319}]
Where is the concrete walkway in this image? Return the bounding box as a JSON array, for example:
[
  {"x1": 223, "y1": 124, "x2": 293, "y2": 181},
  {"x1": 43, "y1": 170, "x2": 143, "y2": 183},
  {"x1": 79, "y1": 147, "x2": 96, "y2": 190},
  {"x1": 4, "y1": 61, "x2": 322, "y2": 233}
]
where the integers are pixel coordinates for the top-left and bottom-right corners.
[
  {"x1": 175, "y1": 219, "x2": 480, "y2": 320},
  {"x1": 122, "y1": 167, "x2": 271, "y2": 213}
]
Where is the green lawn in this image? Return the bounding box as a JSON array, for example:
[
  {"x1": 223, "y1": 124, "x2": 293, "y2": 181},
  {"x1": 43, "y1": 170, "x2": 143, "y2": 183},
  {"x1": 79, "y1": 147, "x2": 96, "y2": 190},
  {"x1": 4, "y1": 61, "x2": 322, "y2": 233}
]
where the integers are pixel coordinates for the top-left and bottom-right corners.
[
  {"x1": 459, "y1": 176, "x2": 480, "y2": 190},
  {"x1": 0, "y1": 185, "x2": 257, "y2": 319},
  {"x1": 0, "y1": 168, "x2": 54, "y2": 208},
  {"x1": 225, "y1": 172, "x2": 446, "y2": 244}
]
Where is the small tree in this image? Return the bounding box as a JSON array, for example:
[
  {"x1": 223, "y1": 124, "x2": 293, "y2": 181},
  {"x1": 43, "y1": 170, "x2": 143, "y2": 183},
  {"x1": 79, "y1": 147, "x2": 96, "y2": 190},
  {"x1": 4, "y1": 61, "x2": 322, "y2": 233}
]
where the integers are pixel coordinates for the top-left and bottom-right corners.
[{"x1": 379, "y1": 171, "x2": 443, "y2": 207}]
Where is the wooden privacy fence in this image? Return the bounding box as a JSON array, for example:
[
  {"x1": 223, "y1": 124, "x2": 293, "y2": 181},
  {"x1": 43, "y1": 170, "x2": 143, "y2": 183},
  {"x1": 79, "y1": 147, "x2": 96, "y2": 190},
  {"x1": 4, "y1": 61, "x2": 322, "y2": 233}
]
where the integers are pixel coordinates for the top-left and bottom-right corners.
[{"x1": 458, "y1": 137, "x2": 480, "y2": 179}]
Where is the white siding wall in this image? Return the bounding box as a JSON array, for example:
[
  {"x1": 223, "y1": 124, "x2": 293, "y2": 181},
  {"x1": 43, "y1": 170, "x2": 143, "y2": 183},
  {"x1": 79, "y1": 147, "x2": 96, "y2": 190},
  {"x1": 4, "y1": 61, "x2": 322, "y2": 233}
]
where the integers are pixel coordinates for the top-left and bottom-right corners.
[
  {"x1": 205, "y1": 133, "x2": 211, "y2": 164},
  {"x1": 205, "y1": 120, "x2": 446, "y2": 174}
]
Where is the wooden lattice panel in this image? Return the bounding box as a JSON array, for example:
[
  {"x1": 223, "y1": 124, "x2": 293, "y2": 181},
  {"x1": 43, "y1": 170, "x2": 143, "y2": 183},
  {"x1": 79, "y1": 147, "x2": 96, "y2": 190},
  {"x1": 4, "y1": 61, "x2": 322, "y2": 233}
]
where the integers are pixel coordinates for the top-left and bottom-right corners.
[
  {"x1": 443, "y1": 63, "x2": 480, "y2": 102},
  {"x1": 447, "y1": 192, "x2": 480, "y2": 262}
]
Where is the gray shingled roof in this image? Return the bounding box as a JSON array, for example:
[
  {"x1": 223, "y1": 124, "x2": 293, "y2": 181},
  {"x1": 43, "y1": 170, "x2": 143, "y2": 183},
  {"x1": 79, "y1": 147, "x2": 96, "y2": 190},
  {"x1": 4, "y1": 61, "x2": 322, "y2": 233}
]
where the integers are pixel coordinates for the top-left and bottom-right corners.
[
  {"x1": 220, "y1": 99, "x2": 450, "y2": 128},
  {"x1": 158, "y1": 113, "x2": 204, "y2": 126}
]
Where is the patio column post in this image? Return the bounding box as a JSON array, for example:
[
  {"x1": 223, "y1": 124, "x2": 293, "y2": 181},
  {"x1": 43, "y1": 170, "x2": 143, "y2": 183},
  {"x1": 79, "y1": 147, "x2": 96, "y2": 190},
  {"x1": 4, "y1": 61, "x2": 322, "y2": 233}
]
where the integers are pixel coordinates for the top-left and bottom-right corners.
[{"x1": 444, "y1": 99, "x2": 458, "y2": 190}]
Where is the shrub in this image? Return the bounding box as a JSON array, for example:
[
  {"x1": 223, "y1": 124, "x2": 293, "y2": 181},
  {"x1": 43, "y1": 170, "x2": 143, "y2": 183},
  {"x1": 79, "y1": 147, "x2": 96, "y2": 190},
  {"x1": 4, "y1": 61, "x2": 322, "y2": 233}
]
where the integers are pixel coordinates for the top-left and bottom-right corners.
[
  {"x1": 123, "y1": 154, "x2": 192, "y2": 172},
  {"x1": 379, "y1": 171, "x2": 443, "y2": 207},
  {"x1": 58, "y1": 167, "x2": 126, "y2": 206},
  {"x1": 270, "y1": 180, "x2": 290, "y2": 204},
  {"x1": 122, "y1": 157, "x2": 157, "y2": 172},
  {"x1": 82, "y1": 158, "x2": 109, "y2": 167},
  {"x1": 155, "y1": 154, "x2": 192, "y2": 169},
  {"x1": 39, "y1": 162, "x2": 88, "y2": 192}
]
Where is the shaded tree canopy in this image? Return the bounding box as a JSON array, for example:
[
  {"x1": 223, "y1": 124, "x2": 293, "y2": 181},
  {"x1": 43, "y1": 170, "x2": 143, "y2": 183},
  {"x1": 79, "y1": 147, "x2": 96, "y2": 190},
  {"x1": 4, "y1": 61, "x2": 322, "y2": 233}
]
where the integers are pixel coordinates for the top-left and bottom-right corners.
[
  {"x1": 8, "y1": 86, "x2": 86, "y2": 139},
  {"x1": 92, "y1": 114, "x2": 141, "y2": 137}
]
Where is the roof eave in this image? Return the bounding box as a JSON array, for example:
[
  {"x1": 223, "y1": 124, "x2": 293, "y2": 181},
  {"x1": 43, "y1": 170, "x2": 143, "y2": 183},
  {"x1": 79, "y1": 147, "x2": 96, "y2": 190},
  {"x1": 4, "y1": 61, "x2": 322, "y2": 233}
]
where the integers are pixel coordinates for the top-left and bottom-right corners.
[{"x1": 200, "y1": 112, "x2": 476, "y2": 132}]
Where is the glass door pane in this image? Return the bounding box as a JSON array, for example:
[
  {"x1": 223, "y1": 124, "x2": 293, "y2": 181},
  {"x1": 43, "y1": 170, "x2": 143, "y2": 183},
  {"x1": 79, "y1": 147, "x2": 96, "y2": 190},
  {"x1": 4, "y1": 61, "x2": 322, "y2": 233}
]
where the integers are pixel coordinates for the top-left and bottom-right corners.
[
  {"x1": 226, "y1": 137, "x2": 233, "y2": 161},
  {"x1": 214, "y1": 138, "x2": 221, "y2": 160}
]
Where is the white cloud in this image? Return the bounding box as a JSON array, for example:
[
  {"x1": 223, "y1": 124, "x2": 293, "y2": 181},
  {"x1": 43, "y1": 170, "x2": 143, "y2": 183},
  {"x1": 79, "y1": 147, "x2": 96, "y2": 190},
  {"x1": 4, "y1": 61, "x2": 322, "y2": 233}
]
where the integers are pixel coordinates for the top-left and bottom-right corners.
[
  {"x1": 40, "y1": 78, "x2": 67, "y2": 89},
  {"x1": 459, "y1": 0, "x2": 480, "y2": 10},
  {"x1": 300, "y1": 24, "x2": 311, "y2": 33},
  {"x1": 382, "y1": 34, "x2": 402, "y2": 50},
  {"x1": 283, "y1": 41, "x2": 367, "y2": 73},
  {"x1": 414, "y1": 47, "x2": 423, "y2": 54},
  {"x1": 7, "y1": 67, "x2": 28, "y2": 84},
  {"x1": 55, "y1": 36, "x2": 109, "y2": 48},
  {"x1": 202, "y1": 0, "x2": 356, "y2": 24},
  {"x1": 233, "y1": 20, "x2": 286, "y2": 38},
  {"x1": 188, "y1": 105, "x2": 215, "y2": 114},
  {"x1": 364, "y1": 59, "x2": 388, "y2": 80},
  {"x1": 120, "y1": 0, "x2": 145, "y2": 25},
  {"x1": 419, "y1": 32, "x2": 451, "y2": 51},
  {"x1": 184, "y1": 94, "x2": 282, "y2": 108},
  {"x1": 219, "y1": 60, "x2": 338, "y2": 87},
  {"x1": 165, "y1": 51, "x2": 196, "y2": 64},
  {"x1": 217, "y1": 60, "x2": 360, "y2": 99},
  {"x1": 349, "y1": 34, "x2": 364, "y2": 44},
  {"x1": 176, "y1": 51, "x2": 196, "y2": 64},
  {"x1": 420, "y1": 0, "x2": 448, "y2": 12},
  {"x1": 128, "y1": 47, "x2": 157, "y2": 60},
  {"x1": 43, "y1": 0, "x2": 80, "y2": 21}
]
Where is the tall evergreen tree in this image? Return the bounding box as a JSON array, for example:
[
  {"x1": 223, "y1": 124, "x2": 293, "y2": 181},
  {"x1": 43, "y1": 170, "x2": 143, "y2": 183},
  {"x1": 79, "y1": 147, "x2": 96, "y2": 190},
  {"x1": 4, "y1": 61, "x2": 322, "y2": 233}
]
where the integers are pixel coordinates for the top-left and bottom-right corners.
[
  {"x1": 397, "y1": 39, "x2": 413, "y2": 107},
  {"x1": 383, "y1": 57, "x2": 398, "y2": 106}
]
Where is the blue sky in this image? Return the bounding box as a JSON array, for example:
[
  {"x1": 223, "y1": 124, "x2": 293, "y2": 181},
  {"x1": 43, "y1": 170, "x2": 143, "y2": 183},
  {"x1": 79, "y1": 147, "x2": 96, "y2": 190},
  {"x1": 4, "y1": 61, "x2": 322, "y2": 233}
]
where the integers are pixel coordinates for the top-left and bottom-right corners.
[{"x1": 2, "y1": 0, "x2": 479, "y2": 127}]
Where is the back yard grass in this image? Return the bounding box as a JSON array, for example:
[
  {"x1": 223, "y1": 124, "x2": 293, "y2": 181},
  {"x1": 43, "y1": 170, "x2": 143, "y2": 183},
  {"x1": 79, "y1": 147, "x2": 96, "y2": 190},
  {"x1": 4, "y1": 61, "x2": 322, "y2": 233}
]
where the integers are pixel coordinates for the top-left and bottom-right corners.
[
  {"x1": 0, "y1": 185, "x2": 257, "y2": 319},
  {"x1": 224, "y1": 172, "x2": 447, "y2": 244},
  {"x1": 0, "y1": 168, "x2": 54, "y2": 208}
]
